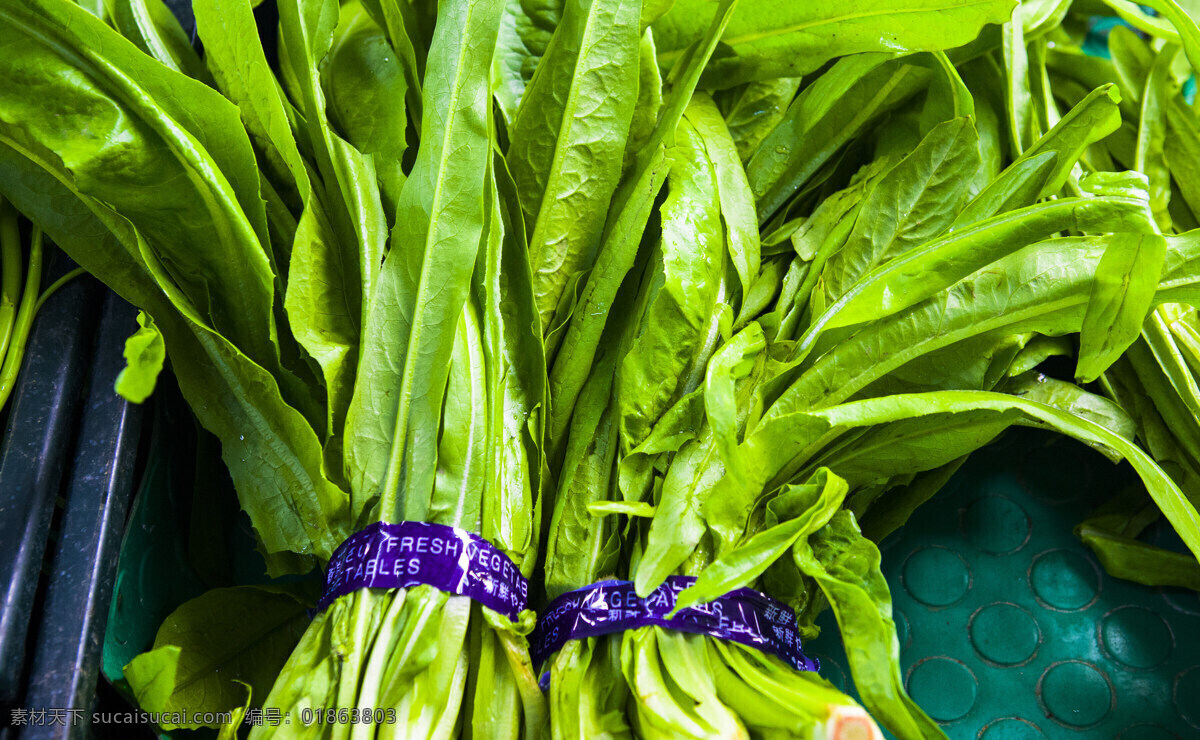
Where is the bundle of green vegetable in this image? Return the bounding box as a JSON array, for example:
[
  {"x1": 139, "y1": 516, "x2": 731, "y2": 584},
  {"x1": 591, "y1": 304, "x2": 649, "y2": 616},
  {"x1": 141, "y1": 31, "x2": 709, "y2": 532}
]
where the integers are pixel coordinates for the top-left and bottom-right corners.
[
  {"x1": 1, "y1": 0, "x2": 545, "y2": 736},
  {"x1": 3, "y1": 0, "x2": 1200, "y2": 736},
  {"x1": 532, "y1": 1, "x2": 1200, "y2": 739}
]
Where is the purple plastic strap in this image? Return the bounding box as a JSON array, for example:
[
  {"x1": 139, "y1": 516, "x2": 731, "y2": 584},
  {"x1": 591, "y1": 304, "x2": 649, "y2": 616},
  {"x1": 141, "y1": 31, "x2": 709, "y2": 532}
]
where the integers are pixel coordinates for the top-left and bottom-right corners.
[
  {"x1": 530, "y1": 576, "x2": 818, "y2": 673},
  {"x1": 316, "y1": 521, "x2": 529, "y2": 620}
]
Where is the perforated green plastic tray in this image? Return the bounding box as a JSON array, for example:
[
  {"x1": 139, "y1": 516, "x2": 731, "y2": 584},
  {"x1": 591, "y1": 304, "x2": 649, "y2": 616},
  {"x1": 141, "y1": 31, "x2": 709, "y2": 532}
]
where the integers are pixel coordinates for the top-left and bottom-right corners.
[{"x1": 808, "y1": 429, "x2": 1200, "y2": 738}]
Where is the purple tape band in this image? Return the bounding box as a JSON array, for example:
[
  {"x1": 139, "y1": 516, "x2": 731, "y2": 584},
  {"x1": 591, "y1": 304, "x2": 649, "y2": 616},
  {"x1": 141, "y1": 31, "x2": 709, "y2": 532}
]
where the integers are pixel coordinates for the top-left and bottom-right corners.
[
  {"x1": 530, "y1": 576, "x2": 818, "y2": 673},
  {"x1": 316, "y1": 521, "x2": 529, "y2": 620}
]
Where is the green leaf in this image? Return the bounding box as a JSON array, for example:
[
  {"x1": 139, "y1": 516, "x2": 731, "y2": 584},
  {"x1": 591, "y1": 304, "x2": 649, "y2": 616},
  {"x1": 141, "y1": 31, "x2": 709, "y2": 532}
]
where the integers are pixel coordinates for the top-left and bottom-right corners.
[
  {"x1": 124, "y1": 587, "x2": 310, "y2": 729},
  {"x1": 1002, "y1": 8, "x2": 1035, "y2": 156},
  {"x1": 192, "y1": 0, "x2": 312, "y2": 267},
  {"x1": 765, "y1": 391, "x2": 1200, "y2": 563},
  {"x1": 277, "y1": 0, "x2": 391, "y2": 450},
  {"x1": 106, "y1": 0, "x2": 210, "y2": 81},
  {"x1": 653, "y1": 0, "x2": 1016, "y2": 89},
  {"x1": 811, "y1": 192, "x2": 1156, "y2": 335},
  {"x1": 625, "y1": 28, "x2": 665, "y2": 171},
  {"x1": 717, "y1": 77, "x2": 801, "y2": 162},
  {"x1": 703, "y1": 322, "x2": 765, "y2": 482},
  {"x1": 493, "y1": 0, "x2": 537, "y2": 126},
  {"x1": 0, "y1": 146, "x2": 347, "y2": 564},
  {"x1": 617, "y1": 117, "x2": 726, "y2": 453},
  {"x1": 746, "y1": 54, "x2": 930, "y2": 223},
  {"x1": 323, "y1": 1, "x2": 410, "y2": 210},
  {"x1": 115, "y1": 310, "x2": 166, "y2": 404},
  {"x1": 675, "y1": 468, "x2": 847, "y2": 612},
  {"x1": 1135, "y1": 43, "x2": 1178, "y2": 231},
  {"x1": 428, "y1": 304, "x2": 488, "y2": 532},
  {"x1": 617, "y1": 387, "x2": 706, "y2": 503},
  {"x1": 544, "y1": 345, "x2": 622, "y2": 599},
  {"x1": 820, "y1": 117, "x2": 981, "y2": 304},
  {"x1": 344, "y1": 0, "x2": 502, "y2": 523},
  {"x1": 760, "y1": 236, "x2": 1111, "y2": 450},
  {"x1": 792, "y1": 510, "x2": 943, "y2": 740},
  {"x1": 0, "y1": 0, "x2": 281, "y2": 372},
  {"x1": 547, "y1": 0, "x2": 739, "y2": 454},
  {"x1": 1105, "y1": 0, "x2": 1200, "y2": 78},
  {"x1": 1077, "y1": 524, "x2": 1200, "y2": 591},
  {"x1": 683, "y1": 93, "x2": 760, "y2": 300},
  {"x1": 587, "y1": 500, "x2": 656, "y2": 518},
  {"x1": 859, "y1": 457, "x2": 968, "y2": 542},
  {"x1": 633, "y1": 435, "x2": 722, "y2": 597},
  {"x1": 954, "y1": 83, "x2": 1123, "y2": 227},
  {"x1": 506, "y1": 0, "x2": 642, "y2": 336},
  {"x1": 916, "y1": 51, "x2": 976, "y2": 136},
  {"x1": 1077, "y1": 232, "x2": 1167, "y2": 383},
  {"x1": 357, "y1": 0, "x2": 426, "y2": 123},
  {"x1": 1004, "y1": 372, "x2": 1136, "y2": 462},
  {"x1": 478, "y1": 153, "x2": 547, "y2": 571}
]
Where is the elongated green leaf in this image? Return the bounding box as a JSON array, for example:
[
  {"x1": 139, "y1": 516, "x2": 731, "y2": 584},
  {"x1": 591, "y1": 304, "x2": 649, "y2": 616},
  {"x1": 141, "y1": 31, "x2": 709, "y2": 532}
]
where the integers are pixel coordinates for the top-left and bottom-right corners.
[
  {"x1": 821, "y1": 117, "x2": 980, "y2": 303},
  {"x1": 480, "y1": 154, "x2": 546, "y2": 573},
  {"x1": 860, "y1": 457, "x2": 968, "y2": 542},
  {"x1": 1077, "y1": 232, "x2": 1167, "y2": 382},
  {"x1": 812, "y1": 192, "x2": 1155, "y2": 335},
  {"x1": 0, "y1": 0, "x2": 280, "y2": 371},
  {"x1": 625, "y1": 28, "x2": 664, "y2": 171},
  {"x1": 633, "y1": 434, "x2": 722, "y2": 596},
  {"x1": 193, "y1": 0, "x2": 308, "y2": 204},
  {"x1": 1006, "y1": 373, "x2": 1137, "y2": 454},
  {"x1": 916, "y1": 52, "x2": 975, "y2": 136},
  {"x1": 683, "y1": 93, "x2": 760, "y2": 299},
  {"x1": 675, "y1": 468, "x2": 847, "y2": 611},
  {"x1": 0, "y1": 10, "x2": 347, "y2": 564},
  {"x1": 793, "y1": 511, "x2": 943, "y2": 740},
  {"x1": 428, "y1": 305, "x2": 488, "y2": 531},
  {"x1": 1106, "y1": 0, "x2": 1200, "y2": 77},
  {"x1": 653, "y1": 0, "x2": 1015, "y2": 89},
  {"x1": 273, "y1": 0, "x2": 393, "y2": 459},
  {"x1": 107, "y1": 0, "x2": 209, "y2": 80},
  {"x1": 547, "y1": 0, "x2": 738, "y2": 454},
  {"x1": 278, "y1": 0, "x2": 388, "y2": 318},
  {"x1": 617, "y1": 387, "x2": 705, "y2": 503},
  {"x1": 704, "y1": 323, "x2": 765, "y2": 481},
  {"x1": 1135, "y1": 43, "x2": 1178, "y2": 231},
  {"x1": 954, "y1": 84, "x2": 1123, "y2": 227},
  {"x1": 324, "y1": 2, "x2": 410, "y2": 210},
  {"x1": 617, "y1": 118, "x2": 725, "y2": 453},
  {"x1": 1167, "y1": 98, "x2": 1200, "y2": 222},
  {"x1": 1077, "y1": 523, "x2": 1200, "y2": 591},
  {"x1": 746, "y1": 391, "x2": 1200, "y2": 564},
  {"x1": 544, "y1": 330, "x2": 624, "y2": 598},
  {"x1": 358, "y1": 0, "x2": 425, "y2": 122},
  {"x1": 760, "y1": 237, "x2": 1108, "y2": 444},
  {"x1": 344, "y1": 0, "x2": 502, "y2": 522},
  {"x1": 507, "y1": 0, "x2": 641, "y2": 336},
  {"x1": 493, "y1": 0, "x2": 538, "y2": 125},
  {"x1": 746, "y1": 54, "x2": 930, "y2": 222},
  {"x1": 717, "y1": 77, "x2": 801, "y2": 162}
]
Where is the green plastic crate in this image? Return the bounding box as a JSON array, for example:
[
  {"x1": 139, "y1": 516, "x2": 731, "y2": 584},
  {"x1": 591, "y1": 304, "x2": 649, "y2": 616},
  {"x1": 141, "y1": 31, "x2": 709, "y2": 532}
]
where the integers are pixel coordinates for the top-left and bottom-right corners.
[{"x1": 809, "y1": 429, "x2": 1200, "y2": 738}]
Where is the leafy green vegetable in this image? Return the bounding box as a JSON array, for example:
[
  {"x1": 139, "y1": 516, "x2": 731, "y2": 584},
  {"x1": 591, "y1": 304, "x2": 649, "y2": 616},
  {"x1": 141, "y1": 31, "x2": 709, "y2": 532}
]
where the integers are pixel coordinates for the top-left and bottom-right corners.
[
  {"x1": 115, "y1": 310, "x2": 167, "y2": 403},
  {"x1": 653, "y1": 0, "x2": 1016, "y2": 89},
  {"x1": 124, "y1": 586, "x2": 311, "y2": 729},
  {"x1": 7, "y1": 0, "x2": 1200, "y2": 736},
  {"x1": 506, "y1": 0, "x2": 641, "y2": 339}
]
